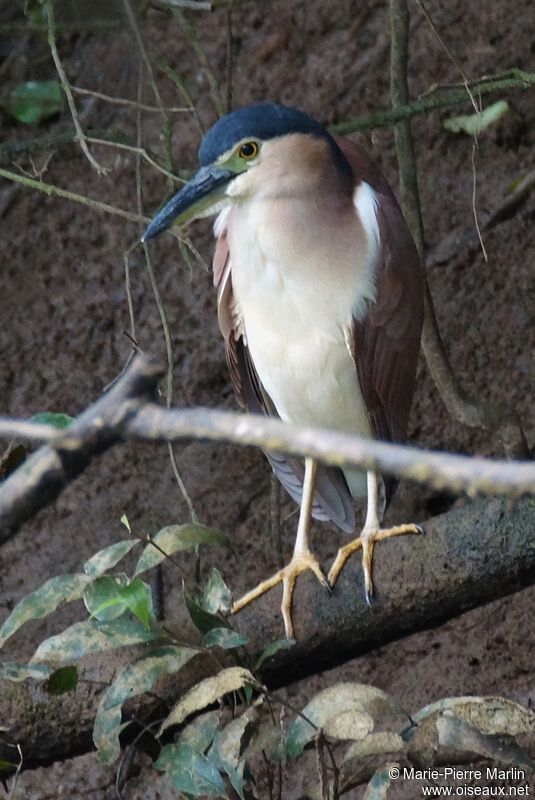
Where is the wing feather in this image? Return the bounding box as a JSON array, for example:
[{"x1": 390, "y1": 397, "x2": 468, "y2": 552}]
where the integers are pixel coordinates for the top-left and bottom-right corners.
[{"x1": 336, "y1": 137, "x2": 424, "y2": 500}]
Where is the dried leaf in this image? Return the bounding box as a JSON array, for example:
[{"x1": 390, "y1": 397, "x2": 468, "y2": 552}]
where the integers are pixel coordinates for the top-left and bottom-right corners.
[
  {"x1": 84, "y1": 540, "x2": 138, "y2": 577},
  {"x1": 286, "y1": 683, "x2": 405, "y2": 760},
  {"x1": 0, "y1": 662, "x2": 52, "y2": 682},
  {"x1": 342, "y1": 732, "x2": 406, "y2": 765},
  {"x1": 202, "y1": 628, "x2": 247, "y2": 650},
  {"x1": 437, "y1": 713, "x2": 535, "y2": 770},
  {"x1": 0, "y1": 574, "x2": 92, "y2": 647},
  {"x1": 407, "y1": 696, "x2": 535, "y2": 737},
  {"x1": 443, "y1": 100, "x2": 509, "y2": 136},
  {"x1": 210, "y1": 705, "x2": 260, "y2": 768},
  {"x1": 323, "y1": 709, "x2": 374, "y2": 741},
  {"x1": 31, "y1": 617, "x2": 159, "y2": 663},
  {"x1": 134, "y1": 524, "x2": 230, "y2": 576},
  {"x1": 158, "y1": 667, "x2": 257, "y2": 736},
  {"x1": 94, "y1": 645, "x2": 197, "y2": 763}
]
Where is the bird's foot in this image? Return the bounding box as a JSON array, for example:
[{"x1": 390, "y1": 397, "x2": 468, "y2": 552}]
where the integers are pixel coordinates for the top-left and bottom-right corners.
[
  {"x1": 327, "y1": 523, "x2": 423, "y2": 603},
  {"x1": 231, "y1": 550, "x2": 329, "y2": 638}
]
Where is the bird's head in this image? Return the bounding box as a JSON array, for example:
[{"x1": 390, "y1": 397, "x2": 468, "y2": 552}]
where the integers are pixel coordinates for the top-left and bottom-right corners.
[{"x1": 141, "y1": 102, "x2": 351, "y2": 241}]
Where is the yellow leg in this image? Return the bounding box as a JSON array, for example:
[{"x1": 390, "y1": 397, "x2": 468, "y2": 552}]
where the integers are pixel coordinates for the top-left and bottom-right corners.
[
  {"x1": 231, "y1": 458, "x2": 329, "y2": 638},
  {"x1": 328, "y1": 471, "x2": 422, "y2": 602}
]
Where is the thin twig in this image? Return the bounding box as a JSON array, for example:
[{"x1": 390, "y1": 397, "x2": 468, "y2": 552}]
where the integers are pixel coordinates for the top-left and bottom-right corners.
[
  {"x1": 7, "y1": 744, "x2": 22, "y2": 800},
  {"x1": 415, "y1": 0, "x2": 487, "y2": 262},
  {"x1": 387, "y1": 0, "x2": 527, "y2": 459},
  {"x1": 470, "y1": 139, "x2": 487, "y2": 261},
  {"x1": 44, "y1": 0, "x2": 107, "y2": 176},
  {"x1": 429, "y1": 168, "x2": 535, "y2": 266},
  {"x1": 225, "y1": 0, "x2": 235, "y2": 112},
  {"x1": 171, "y1": 6, "x2": 226, "y2": 116},
  {"x1": 71, "y1": 85, "x2": 190, "y2": 113},
  {"x1": 0, "y1": 167, "x2": 147, "y2": 225},
  {"x1": 132, "y1": 62, "x2": 199, "y2": 526},
  {"x1": 157, "y1": 56, "x2": 206, "y2": 135},
  {"x1": 86, "y1": 136, "x2": 184, "y2": 183}
]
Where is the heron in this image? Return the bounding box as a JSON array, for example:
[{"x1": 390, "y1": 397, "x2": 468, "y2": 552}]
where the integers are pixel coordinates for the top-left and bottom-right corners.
[{"x1": 142, "y1": 102, "x2": 424, "y2": 638}]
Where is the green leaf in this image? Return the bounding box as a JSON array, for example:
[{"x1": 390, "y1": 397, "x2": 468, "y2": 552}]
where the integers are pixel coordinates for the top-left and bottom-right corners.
[
  {"x1": 84, "y1": 576, "x2": 153, "y2": 628},
  {"x1": 0, "y1": 662, "x2": 52, "y2": 682},
  {"x1": 84, "y1": 539, "x2": 138, "y2": 577},
  {"x1": 443, "y1": 100, "x2": 509, "y2": 136},
  {"x1": 254, "y1": 638, "x2": 295, "y2": 672},
  {"x1": 7, "y1": 80, "x2": 62, "y2": 125},
  {"x1": 184, "y1": 590, "x2": 227, "y2": 635},
  {"x1": 0, "y1": 574, "x2": 91, "y2": 647},
  {"x1": 119, "y1": 578, "x2": 153, "y2": 628},
  {"x1": 45, "y1": 665, "x2": 78, "y2": 695},
  {"x1": 94, "y1": 645, "x2": 197, "y2": 763},
  {"x1": 120, "y1": 514, "x2": 131, "y2": 532},
  {"x1": 30, "y1": 411, "x2": 73, "y2": 428},
  {"x1": 159, "y1": 667, "x2": 257, "y2": 736},
  {"x1": 30, "y1": 617, "x2": 160, "y2": 664},
  {"x1": 134, "y1": 524, "x2": 231, "y2": 576},
  {"x1": 155, "y1": 743, "x2": 226, "y2": 797},
  {"x1": 0, "y1": 758, "x2": 17, "y2": 772},
  {"x1": 202, "y1": 568, "x2": 232, "y2": 614},
  {"x1": 83, "y1": 575, "x2": 129, "y2": 622},
  {"x1": 202, "y1": 628, "x2": 247, "y2": 650},
  {"x1": 285, "y1": 683, "x2": 405, "y2": 760}
]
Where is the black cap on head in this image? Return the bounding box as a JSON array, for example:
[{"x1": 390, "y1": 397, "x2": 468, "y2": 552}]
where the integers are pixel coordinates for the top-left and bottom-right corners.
[{"x1": 199, "y1": 102, "x2": 351, "y2": 176}]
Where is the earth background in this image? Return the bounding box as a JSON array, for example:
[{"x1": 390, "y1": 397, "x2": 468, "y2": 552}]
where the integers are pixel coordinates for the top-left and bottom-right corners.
[{"x1": 0, "y1": 0, "x2": 534, "y2": 796}]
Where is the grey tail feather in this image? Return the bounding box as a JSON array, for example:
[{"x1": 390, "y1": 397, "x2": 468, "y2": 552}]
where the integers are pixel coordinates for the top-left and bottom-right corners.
[{"x1": 266, "y1": 452, "x2": 355, "y2": 533}]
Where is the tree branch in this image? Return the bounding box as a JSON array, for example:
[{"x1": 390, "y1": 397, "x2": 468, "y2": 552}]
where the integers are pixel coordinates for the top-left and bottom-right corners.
[
  {"x1": 1, "y1": 492, "x2": 534, "y2": 770},
  {"x1": 332, "y1": 68, "x2": 535, "y2": 135},
  {"x1": 387, "y1": 0, "x2": 528, "y2": 459},
  {"x1": 0, "y1": 354, "x2": 534, "y2": 544}
]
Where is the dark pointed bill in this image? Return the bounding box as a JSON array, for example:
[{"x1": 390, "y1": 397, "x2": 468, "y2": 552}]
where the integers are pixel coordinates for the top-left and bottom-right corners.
[{"x1": 141, "y1": 165, "x2": 235, "y2": 242}]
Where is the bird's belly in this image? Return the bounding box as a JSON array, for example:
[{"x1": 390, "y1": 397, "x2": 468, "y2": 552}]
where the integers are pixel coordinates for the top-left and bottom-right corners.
[{"x1": 231, "y1": 249, "x2": 371, "y2": 438}]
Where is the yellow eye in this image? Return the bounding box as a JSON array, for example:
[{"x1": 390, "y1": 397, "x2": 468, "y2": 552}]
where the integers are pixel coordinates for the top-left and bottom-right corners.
[{"x1": 238, "y1": 141, "x2": 258, "y2": 160}]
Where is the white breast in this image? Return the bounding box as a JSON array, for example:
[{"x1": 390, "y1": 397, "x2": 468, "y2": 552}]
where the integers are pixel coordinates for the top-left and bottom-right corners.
[{"x1": 216, "y1": 183, "x2": 380, "y2": 468}]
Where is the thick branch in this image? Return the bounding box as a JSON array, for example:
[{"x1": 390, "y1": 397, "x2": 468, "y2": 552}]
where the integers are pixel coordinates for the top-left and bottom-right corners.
[
  {"x1": 1, "y1": 495, "x2": 534, "y2": 769},
  {"x1": 0, "y1": 354, "x2": 534, "y2": 542}
]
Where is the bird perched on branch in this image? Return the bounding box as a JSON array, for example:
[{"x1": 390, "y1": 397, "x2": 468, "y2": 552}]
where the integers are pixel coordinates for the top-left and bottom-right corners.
[{"x1": 143, "y1": 102, "x2": 424, "y2": 638}]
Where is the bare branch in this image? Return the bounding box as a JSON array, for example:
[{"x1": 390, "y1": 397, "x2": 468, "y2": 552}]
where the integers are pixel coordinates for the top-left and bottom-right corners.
[{"x1": 0, "y1": 354, "x2": 534, "y2": 542}]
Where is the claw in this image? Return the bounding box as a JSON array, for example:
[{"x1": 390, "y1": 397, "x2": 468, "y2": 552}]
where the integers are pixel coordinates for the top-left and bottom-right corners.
[
  {"x1": 328, "y1": 522, "x2": 422, "y2": 600},
  {"x1": 232, "y1": 550, "x2": 328, "y2": 638}
]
